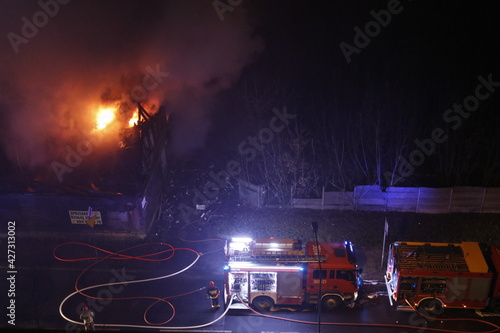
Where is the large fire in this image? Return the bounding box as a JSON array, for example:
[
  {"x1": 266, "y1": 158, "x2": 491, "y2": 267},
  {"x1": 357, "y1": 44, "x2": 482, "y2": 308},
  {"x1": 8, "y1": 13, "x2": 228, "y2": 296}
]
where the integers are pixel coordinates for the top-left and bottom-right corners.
[
  {"x1": 128, "y1": 110, "x2": 139, "y2": 127},
  {"x1": 94, "y1": 105, "x2": 139, "y2": 131},
  {"x1": 95, "y1": 108, "x2": 116, "y2": 130}
]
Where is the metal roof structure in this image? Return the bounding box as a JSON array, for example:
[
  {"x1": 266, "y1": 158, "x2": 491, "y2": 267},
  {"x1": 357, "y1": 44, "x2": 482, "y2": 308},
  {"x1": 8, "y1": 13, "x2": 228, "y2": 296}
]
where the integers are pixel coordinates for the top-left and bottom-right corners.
[{"x1": 392, "y1": 241, "x2": 489, "y2": 273}]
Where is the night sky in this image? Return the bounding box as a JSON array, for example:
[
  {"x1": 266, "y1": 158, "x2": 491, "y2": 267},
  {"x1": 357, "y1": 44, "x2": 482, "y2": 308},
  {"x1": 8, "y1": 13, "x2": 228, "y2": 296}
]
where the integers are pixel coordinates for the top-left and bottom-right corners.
[{"x1": 1, "y1": 0, "x2": 499, "y2": 190}]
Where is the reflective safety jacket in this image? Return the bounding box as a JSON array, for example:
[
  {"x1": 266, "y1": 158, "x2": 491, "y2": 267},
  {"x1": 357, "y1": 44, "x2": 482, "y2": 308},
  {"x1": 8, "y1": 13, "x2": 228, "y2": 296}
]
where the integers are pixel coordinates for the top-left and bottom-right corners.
[
  {"x1": 207, "y1": 287, "x2": 220, "y2": 299},
  {"x1": 80, "y1": 310, "x2": 95, "y2": 324}
]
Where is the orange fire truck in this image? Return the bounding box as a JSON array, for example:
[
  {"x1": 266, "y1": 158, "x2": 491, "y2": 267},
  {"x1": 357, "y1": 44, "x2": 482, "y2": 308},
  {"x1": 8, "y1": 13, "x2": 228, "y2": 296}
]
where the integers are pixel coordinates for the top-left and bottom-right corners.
[
  {"x1": 223, "y1": 237, "x2": 362, "y2": 311},
  {"x1": 385, "y1": 241, "x2": 500, "y2": 313}
]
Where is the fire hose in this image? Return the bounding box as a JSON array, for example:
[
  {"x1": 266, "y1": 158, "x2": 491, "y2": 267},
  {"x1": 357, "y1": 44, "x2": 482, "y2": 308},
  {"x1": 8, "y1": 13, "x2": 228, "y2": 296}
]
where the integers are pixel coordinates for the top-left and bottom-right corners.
[
  {"x1": 54, "y1": 241, "x2": 500, "y2": 332},
  {"x1": 234, "y1": 294, "x2": 500, "y2": 333},
  {"x1": 177, "y1": 208, "x2": 499, "y2": 333},
  {"x1": 55, "y1": 242, "x2": 233, "y2": 330}
]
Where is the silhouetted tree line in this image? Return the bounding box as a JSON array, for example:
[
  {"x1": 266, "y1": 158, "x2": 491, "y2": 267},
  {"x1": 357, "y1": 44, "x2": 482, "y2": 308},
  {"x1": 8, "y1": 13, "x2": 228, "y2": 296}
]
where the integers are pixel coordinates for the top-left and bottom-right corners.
[
  {"x1": 207, "y1": 1, "x2": 500, "y2": 205},
  {"x1": 225, "y1": 63, "x2": 500, "y2": 205}
]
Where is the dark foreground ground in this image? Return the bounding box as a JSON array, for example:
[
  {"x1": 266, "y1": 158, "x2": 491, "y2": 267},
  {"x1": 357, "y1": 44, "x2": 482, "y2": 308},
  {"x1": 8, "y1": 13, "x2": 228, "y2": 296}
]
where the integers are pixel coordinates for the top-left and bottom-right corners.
[{"x1": 2, "y1": 199, "x2": 500, "y2": 332}]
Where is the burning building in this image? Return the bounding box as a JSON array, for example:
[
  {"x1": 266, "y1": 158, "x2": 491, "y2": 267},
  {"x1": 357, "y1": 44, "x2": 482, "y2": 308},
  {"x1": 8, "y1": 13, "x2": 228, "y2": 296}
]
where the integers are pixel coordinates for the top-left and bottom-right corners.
[
  {"x1": 0, "y1": 101, "x2": 171, "y2": 237},
  {"x1": 0, "y1": 0, "x2": 263, "y2": 236}
]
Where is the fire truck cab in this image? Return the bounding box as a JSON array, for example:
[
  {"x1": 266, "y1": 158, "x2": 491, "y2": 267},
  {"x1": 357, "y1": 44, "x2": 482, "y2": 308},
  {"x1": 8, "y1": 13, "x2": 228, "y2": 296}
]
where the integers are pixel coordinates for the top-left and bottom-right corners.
[
  {"x1": 385, "y1": 241, "x2": 500, "y2": 313},
  {"x1": 224, "y1": 237, "x2": 362, "y2": 311}
]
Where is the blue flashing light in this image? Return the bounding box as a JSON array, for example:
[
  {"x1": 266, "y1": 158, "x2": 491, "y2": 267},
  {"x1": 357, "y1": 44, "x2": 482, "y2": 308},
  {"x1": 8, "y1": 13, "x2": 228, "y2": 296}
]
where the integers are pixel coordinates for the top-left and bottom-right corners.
[
  {"x1": 223, "y1": 265, "x2": 230, "y2": 271},
  {"x1": 345, "y1": 240, "x2": 354, "y2": 253},
  {"x1": 299, "y1": 266, "x2": 304, "y2": 272}
]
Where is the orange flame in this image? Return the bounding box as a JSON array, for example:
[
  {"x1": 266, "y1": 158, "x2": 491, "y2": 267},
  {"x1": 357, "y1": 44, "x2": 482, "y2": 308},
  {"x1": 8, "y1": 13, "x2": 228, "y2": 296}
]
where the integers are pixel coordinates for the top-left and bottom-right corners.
[
  {"x1": 94, "y1": 104, "x2": 140, "y2": 131},
  {"x1": 128, "y1": 109, "x2": 139, "y2": 127},
  {"x1": 95, "y1": 108, "x2": 115, "y2": 130}
]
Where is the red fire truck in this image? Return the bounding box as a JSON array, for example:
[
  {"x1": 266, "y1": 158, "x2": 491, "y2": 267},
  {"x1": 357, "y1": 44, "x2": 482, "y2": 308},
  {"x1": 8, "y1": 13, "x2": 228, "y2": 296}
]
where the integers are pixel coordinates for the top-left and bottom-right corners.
[
  {"x1": 223, "y1": 237, "x2": 362, "y2": 311},
  {"x1": 385, "y1": 241, "x2": 500, "y2": 313}
]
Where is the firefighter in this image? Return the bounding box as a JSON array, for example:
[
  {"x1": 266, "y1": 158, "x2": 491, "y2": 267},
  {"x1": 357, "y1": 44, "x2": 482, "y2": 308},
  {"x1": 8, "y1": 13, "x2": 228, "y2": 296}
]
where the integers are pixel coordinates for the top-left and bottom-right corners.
[
  {"x1": 206, "y1": 281, "x2": 220, "y2": 308},
  {"x1": 80, "y1": 305, "x2": 95, "y2": 332}
]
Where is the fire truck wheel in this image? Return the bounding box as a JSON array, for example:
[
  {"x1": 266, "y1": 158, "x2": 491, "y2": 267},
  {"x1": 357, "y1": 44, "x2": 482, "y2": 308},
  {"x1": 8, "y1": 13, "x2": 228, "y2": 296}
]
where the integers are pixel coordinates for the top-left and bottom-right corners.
[
  {"x1": 252, "y1": 296, "x2": 274, "y2": 312},
  {"x1": 321, "y1": 295, "x2": 343, "y2": 310},
  {"x1": 418, "y1": 299, "x2": 443, "y2": 316}
]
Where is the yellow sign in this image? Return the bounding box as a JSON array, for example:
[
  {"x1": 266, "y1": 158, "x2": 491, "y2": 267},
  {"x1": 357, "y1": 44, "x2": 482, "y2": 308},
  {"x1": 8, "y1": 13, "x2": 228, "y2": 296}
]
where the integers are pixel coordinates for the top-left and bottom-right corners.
[
  {"x1": 69, "y1": 210, "x2": 103, "y2": 225},
  {"x1": 86, "y1": 216, "x2": 96, "y2": 228}
]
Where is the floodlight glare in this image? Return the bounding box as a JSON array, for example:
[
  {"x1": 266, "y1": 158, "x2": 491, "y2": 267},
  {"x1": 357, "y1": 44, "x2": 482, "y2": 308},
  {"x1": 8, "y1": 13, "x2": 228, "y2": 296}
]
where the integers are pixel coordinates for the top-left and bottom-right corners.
[{"x1": 232, "y1": 237, "x2": 252, "y2": 243}]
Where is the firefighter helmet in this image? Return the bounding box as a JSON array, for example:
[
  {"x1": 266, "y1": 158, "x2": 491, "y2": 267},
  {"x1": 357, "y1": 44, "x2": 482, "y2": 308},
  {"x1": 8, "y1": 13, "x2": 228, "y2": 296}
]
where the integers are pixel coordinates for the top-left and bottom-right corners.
[{"x1": 209, "y1": 281, "x2": 215, "y2": 288}]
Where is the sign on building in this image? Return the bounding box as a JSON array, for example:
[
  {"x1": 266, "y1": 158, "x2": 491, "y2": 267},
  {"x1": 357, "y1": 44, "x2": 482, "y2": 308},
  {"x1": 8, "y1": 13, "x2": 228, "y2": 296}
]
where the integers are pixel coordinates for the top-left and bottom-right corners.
[{"x1": 69, "y1": 210, "x2": 103, "y2": 225}]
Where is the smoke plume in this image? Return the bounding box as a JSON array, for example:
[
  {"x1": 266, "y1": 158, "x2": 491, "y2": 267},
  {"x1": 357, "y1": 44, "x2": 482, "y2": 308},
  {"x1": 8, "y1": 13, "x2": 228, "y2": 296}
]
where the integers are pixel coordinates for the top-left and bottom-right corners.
[{"x1": 0, "y1": 0, "x2": 263, "y2": 182}]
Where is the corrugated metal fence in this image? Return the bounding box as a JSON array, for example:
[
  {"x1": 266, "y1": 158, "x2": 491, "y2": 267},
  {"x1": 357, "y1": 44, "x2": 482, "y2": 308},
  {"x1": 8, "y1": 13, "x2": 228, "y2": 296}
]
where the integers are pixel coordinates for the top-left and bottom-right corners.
[{"x1": 291, "y1": 185, "x2": 500, "y2": 213}]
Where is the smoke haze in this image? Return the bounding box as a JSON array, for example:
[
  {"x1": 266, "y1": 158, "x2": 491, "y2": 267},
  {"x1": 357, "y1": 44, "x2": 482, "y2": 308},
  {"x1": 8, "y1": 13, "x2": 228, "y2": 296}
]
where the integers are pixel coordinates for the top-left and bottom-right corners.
[{"x1": 0, "y1": 0, "x2": 263, "y2": 179}]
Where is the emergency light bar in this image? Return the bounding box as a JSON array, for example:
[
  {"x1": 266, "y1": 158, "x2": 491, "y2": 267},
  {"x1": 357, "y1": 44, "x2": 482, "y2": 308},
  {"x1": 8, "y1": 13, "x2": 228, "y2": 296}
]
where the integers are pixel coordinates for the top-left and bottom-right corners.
[
  {"x1": 228, "y1": 261, "x2": 303, "y2": 271},
  {"x1": 229, "y1": 237, "x2": 253, "y2": 253}
]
